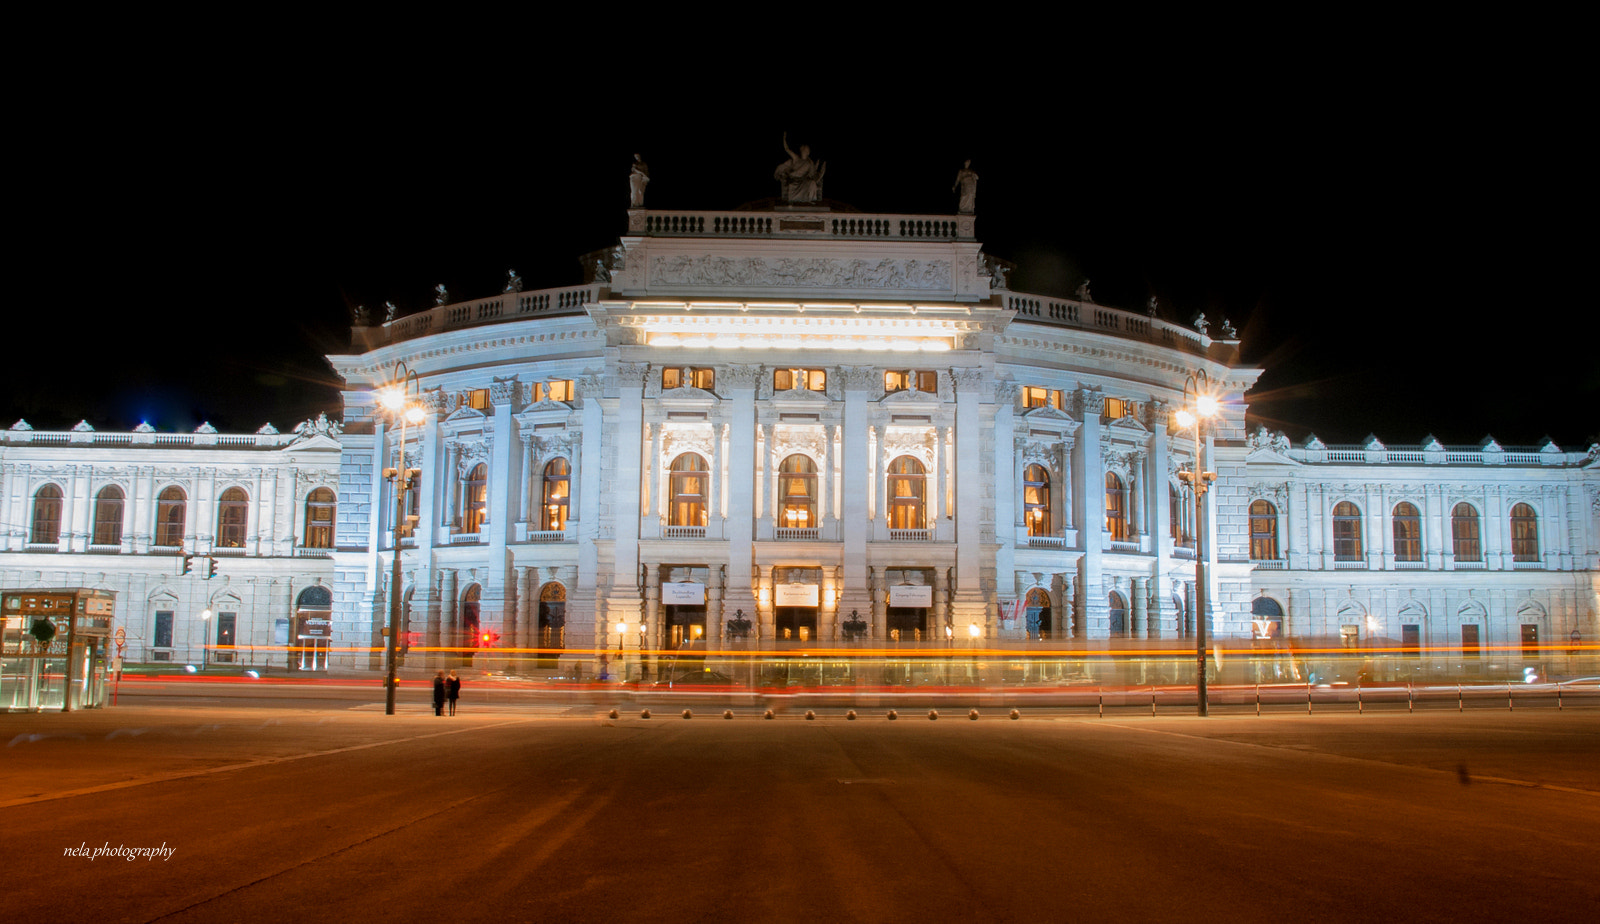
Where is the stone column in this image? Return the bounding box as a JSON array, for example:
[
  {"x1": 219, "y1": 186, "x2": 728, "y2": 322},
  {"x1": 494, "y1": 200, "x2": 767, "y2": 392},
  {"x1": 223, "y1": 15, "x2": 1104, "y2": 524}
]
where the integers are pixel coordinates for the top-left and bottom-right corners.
[
  {"x1": 439, "y1": 569, "x2": 458, "y2": 664},
  {"x1": 837, "y1": 368, "x2": 875, "y2": 621},
  {"x1": 870, "y1": 567, "x2": 886, "y2": 640},
  {"x1": 643, "y1": 562, "x2": 660, "y2": 669},
  {"x1": 1077, "y1": 388, "x2": 1107, "y2": 635},
  {"x1": 949, "y1": 368, "x2": 988, "y2": 626},
  {"x1": 820, "y1": 424, "x2": 834, "y2": 534},
  {"x1": 708, "y1": 565, "x2": 725, "y2": 644},
  {"x1": 603, "y1": 363, "x2": 649, "y2": 635},
  {"x1": 723, "y1": 364, "x2": 761, "y2": 622},
  {"x1": 519, "y1": 435, "x2": 535, "y2": 526},
  {"x1": 483, "y1": 379, "x2": 518, "y2": 637},
  {"x1": 1131, "y1": 576, "x2": 1148, "y2": 638},
  {"x1": 758, "y1": 565, "x2": 775, "y2": 641},
  {"x1": 569, "y1": 373, "x2": 604, "y2": 662}
]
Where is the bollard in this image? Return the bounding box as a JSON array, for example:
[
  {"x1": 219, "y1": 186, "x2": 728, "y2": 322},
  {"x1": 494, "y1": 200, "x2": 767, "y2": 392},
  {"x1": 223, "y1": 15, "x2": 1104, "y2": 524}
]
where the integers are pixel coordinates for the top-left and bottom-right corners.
[
  {"x1": 969, "y1": 709, "x2": 979, "y2": 721},
  {"x1": 682, "y1": 709, "x2": 693, "y2": 719},
  {"x1": 1358, "y1": 682, "x2": 1363, "y2": 715},
  {"x1": 1458, "y1": 683, "x2": 1463, "y2": 712},
  {"x1": 723, "y1": 710, "x2": 734, "y2": 720},
  {"x1": 1098, "y1": 691, "x2": 1103, "y2": 718},
  {"x1": 607, "y1": 709, "x2": 619, "y2": 720},
  {"x1": 887, "y1": 710, "x2": 898, "y2": 721},
  {"x1": 928, "y1": 710, "x2": 939, "y2": 721},
  {"x1": 764, "y1": 709, "x2": 775, "y2": 720},
  {"x1": 1307, "y1": 681, "x2": 1313, "y2": 715},
  {"x1": 805, "y1": 710, "x2": 816, "y2": 721},
  {"x1": 640, "y1": 709, "x2": 651, "y2": 719},
  {"x1": 1508, "y1": 683, "x2": 1514, "y2": 712},
  {"x1": 1408, "y1": 682, "x2": 1413, "y2": 714},
  {"x1": 1255, "y1": 684, "x2": 1261, "y2": 717},
  {"x1": 1009, "y1": 709, "x2": 1020, "y2": 720},
  {"x1": 846, "y1": 710, "x2": 857, "y2": 720},
  {"x1": 1151, "y1": 688, "x2": 1157, "y2": 717}
]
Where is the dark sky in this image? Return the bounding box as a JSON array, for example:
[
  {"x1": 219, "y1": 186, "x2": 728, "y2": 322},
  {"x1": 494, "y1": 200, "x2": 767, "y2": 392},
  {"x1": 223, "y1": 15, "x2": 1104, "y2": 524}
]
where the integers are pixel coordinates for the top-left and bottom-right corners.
[{"x1": 14, "y1": 53, "x2": 1593, "y2": 450}]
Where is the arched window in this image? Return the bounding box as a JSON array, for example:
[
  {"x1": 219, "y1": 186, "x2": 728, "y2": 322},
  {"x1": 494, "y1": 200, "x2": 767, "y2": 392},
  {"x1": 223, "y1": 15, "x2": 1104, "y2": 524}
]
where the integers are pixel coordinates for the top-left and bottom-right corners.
[
  {"x1": 1332, "y1": 501, "x2": 1363, "y2": 561},
  {"x1": 155, "y1": 487, "x2": 187, "y2": 548},
  {"x1": 94, "y1": 485, "x2": 125, "y2": 547},
  {"x1": 1251, "y1": 597, "x2": 1284, "y2": 619},
  {"x1": 304, "y1": 488, "x2": 335, "y2": 549},
  {"x1": 462, "y1": 463, "x2": 487, "y2": 533},
  {"x1": 1249, "y1": 500, "x2": 1278, "y2": 560},
  {"x1": 461, "y1": 584, "x2": 482, "y2": 647},
  {"x1": 1105, "y1": 473, "x2": 1128, "y2": 542},
  {"x1": 669, "y1": 453, "x2": 709, "y2": 527},
  {"x1": 31, "y1": 484, "x2": 63, "y2": 545},
  {"x1": 1171, "y1": 484, "x2": 1194, "y2": 547},
  {"x1": 216, "y1": 487, "x2": 249, "y2": 548},
  {"x1": 1510, "y1": 503, "x2": 1539, "y2": 562},
  {"x1": 1451, "y1": 503, "x2": 1481, "y2": 562},
  {"x1": 887, "y1": 456, "x2": 925, "y2": 530},
  {"x1": 542, "y1": 458, "x2": 570, "y2": 531},
  {"x1": 1108, "y1": 592, "x2": 1127, "y2": 636},
  {"x1": 778, "y1": 454, "x2": 817, "y2": 529},
  {"x1": 1392, "y1": 502, "x2": 1421, "y2": 562},
  {"x1": 1023, "y1": 464, "x2": 1051, "y2": 535}
]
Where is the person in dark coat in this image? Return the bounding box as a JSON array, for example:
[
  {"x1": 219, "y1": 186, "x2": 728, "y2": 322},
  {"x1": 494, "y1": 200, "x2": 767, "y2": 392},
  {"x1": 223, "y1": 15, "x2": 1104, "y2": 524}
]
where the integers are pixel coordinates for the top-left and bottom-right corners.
[
  {"x1": 432, "y1": 671, "x2": 446, "y2": 716},
  {"x1": 446, "y1": 670, "x2": 462, "y2": 716}
]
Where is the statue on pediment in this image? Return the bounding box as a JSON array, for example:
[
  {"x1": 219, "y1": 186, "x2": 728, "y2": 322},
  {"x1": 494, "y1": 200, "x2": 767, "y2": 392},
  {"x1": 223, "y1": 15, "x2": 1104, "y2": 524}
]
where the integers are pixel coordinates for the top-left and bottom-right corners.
[
  {"x1": 628, "y1": 153, "x2": 650, "y2": 208},
  {"x1": 952, "y1": 159, "x2": 978, "y2": 214},
  {"x1": 775, "y1": 133, "x2": 826, "y2": 204}
]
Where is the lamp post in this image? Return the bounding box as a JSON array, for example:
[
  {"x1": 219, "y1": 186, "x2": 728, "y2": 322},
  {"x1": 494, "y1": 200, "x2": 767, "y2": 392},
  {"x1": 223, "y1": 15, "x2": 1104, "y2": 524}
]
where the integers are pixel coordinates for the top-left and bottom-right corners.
[
  {"x1": 1175, "y1": 370, "x2": 1220, "y2": 717},
  {"x1": 379, "y1": 361, "x2": 425, "y2": 716}
]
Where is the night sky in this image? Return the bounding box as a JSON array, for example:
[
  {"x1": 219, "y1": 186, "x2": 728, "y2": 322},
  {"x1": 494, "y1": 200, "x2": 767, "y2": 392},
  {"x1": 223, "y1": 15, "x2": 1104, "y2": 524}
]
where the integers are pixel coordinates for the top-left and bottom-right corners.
[{"x1": 15, "y1": 58, "x2": 1593, "y2": 451}]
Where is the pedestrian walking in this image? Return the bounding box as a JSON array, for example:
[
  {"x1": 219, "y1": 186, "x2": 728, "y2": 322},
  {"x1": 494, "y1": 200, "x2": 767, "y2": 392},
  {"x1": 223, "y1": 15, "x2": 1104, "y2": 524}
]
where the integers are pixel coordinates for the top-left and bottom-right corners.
[
  {"x1": 446, "y1": 669, "x2": 461, "y2": 715},
  {"x1": 432, "y1": 670, "x2": 446, "y2": 716}
]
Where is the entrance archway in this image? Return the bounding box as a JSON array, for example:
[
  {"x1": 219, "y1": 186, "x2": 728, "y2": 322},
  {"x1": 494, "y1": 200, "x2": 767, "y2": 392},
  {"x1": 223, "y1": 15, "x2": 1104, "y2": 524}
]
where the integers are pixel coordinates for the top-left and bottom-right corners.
[
  {"x1": 537, "y1": 583, "x2": 565, "y2": 667},
  {"x1": 1024, "y1": 588, "x2": 1052, "y2": 640}
]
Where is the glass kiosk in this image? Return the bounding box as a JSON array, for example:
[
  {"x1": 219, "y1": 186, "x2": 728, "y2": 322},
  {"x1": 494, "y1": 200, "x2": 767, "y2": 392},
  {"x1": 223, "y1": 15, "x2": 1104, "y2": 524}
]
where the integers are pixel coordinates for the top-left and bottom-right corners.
[{"x1": 2, "y1": 588, "x2": 115, "y2": 711}]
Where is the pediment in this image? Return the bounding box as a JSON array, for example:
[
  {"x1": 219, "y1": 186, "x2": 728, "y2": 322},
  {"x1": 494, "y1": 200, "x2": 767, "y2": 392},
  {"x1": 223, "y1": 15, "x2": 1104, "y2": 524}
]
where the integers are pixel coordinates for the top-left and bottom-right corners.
[
  {"x1": 523, "y1": 399, "x2": 573, "y2": 413},
  {"x1": 658, "y1": 386, "x2": 719, "y2": 404},
  {"x1": 285, "y1": 432, "x2": 343, "y2": 452},
  {"x1": 879, "y1": 388, "x2": 940, "y2": 407},
  {"x1": 444, "y1": 405, "x2": 487, "y2": 424},
  {"x1": 1244, "y1": 446, "x2": 1300, "y2": 466},
  {"x1": 1021, "y1": 405, "x2": 1074, "y2": 423},
  {"x1": 770, "y1": 387, "x2": 832, "y2": 405},
  {"x1": 1107, "y1": 414, "x2": 1149, "y2": 436}
]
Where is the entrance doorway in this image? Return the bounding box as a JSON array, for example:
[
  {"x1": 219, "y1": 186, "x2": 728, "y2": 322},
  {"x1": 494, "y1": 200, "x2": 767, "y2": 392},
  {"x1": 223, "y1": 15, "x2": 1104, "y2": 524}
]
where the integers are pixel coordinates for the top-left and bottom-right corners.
[
  {"x1": 1024, "y1": 588, "x2": 1051, "y2": 640},
  {"x1": 665, "y1": 604, "x2": 707, "y2": 649},
  {"x1": 886, "y1": 606, "x2": 925, "y2": 642},
  {"x1": 537, "y1": 583, "x2": 565, "y2": 668},
  {"x1": 775, "y1": 606, "x2": 817, "y2": 642}
]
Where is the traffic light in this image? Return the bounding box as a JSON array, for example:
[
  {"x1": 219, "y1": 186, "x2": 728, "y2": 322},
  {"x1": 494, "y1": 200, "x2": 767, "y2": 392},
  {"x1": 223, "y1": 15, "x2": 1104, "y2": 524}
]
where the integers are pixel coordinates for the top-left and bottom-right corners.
[
  {"x1": 480, "y1": 629, "x2": 500, "y2": 647},
  {"x1": 182, "y1": 554, "x2": 194, "y2": 575},
  {"x1": 202, "y1": 557, "x2": 217, "y2": 579}
]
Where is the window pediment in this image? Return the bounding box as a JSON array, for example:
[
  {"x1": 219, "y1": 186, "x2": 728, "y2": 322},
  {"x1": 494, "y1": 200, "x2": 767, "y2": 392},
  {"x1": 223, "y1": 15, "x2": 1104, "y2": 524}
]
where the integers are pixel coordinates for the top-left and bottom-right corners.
[
  {"x1": 879, "y1": 388, "x2": 940, "y2": 408},
  {"x1": 444, "y1": 405, "x2": 487, "y2": 424}
]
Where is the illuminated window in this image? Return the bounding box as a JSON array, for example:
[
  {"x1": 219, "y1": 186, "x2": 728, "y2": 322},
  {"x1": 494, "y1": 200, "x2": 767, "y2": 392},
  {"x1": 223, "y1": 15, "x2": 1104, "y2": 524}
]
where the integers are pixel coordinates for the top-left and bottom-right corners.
[
  {"x1": 1510, "y1": 503, "x2": 1539, "y2": 562},
  {"x1": 155, "y1": 487, "x2": 187, "y2": 548},
  {"x1": 669, "y1": 453, "x2": 709, "y2": 527},
  {"x1": 542, "y1": 458, "x2": 570, "y2": 530},
  {"x1": 774, "y1": 368, "x2": 827, "y2": 392},
  {"x1": 1332, "y1": 501, "x2": 1363, "y2": 561},
  {"x1": 1023, "y1": 464, "x2": 1051, "y2": 535},
  {"x1": 1451, "y1": 503, "x2": 1481, "y2": 562},
  {"x1": 304, "y1": 488, "x2": 336, "y2": 549},
  {"x1": 1105, "y1": 473, "x2": 1128, "y2": 542},
  {"x1": 1172, "y1": 484, "x2": 1194, "y2": 547},
  {"x1": 216, "y1": 487, "x2": 249, "y2": 548},
  {"x1": 887, "y1": 456, "x2": 926, "y2": 529},
  {"x1": 1104, "y1": 397, "x2": 1136, "y2": 420},
  {"x1": 536, "y1": 380, "x2": 573, "y2": 402},
  {"x1": 1392, "y1": 502, "x2": 1421, "y2": 562},
  {"x1": 1022, "y1": 386, "x2": 1062, "y2": 410},
  {"x1": 467, "y1": 388, "x2": 491, "y2": 411},
  {"x1": 94, "y1": 486, "x2": 125, "y2": 546},
  {"x1": 31, "y1": 484, "x2": 63, "y2": 545},
  {"x1": 778, "y1": 454, "x2": 817, "y2": 528},
  {"x1": 1249, "y1": 499, "x2": 1278, "y2": 560},
  {"x1": 462, "y1": 464, "x2": 488, "y2": 533},
  {"x1": 884, "y1": 370, "x2": 938, "y2": 393},
  {"x1": 663, "y1": 367, "x2": 715, "y2": 391}
]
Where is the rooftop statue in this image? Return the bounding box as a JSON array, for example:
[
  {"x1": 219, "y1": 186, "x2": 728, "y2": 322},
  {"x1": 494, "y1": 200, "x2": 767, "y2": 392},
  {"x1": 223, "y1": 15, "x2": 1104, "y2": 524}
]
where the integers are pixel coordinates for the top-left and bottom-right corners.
[
  {"x1": 383, "y1": 301, "x2": 399, "y2": 323},
  {"x1": 434, "y1": 284, "x2": 449, "y2": 306},
  {"x1": 352, "y1": 304, "x2": 371, "y2": 326},
  {"x1": 505, "y1": 269, "x2": 523, "y2": 293},
  {"x1": 628, "y1": 153, "x2": 650, "y2": 208},
  {"x1": 952, "y1": 159, "x2": 978, "y2": 214},
  {"x1": 775, "y1": 133, "x2": 826, "y2": 204},
  {"x1": 1075, "y1": 280, "x2": 1094, "y2": 303}
]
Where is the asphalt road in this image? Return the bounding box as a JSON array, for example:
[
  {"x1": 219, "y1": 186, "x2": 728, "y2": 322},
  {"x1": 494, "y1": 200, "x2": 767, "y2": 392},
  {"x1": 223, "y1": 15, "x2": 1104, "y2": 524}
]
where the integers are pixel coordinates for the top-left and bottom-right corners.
[{"x1": 5, "y1": 700, "x2": 1597, "y2": 924}]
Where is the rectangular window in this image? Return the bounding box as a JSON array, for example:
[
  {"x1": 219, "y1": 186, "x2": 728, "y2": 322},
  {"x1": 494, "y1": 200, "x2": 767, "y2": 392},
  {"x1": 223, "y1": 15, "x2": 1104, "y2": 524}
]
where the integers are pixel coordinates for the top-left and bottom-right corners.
[
  {"x1": 154, "y1": 611, "x2": 174, "y2": 648},
  {"x1": 774, "y1": 368, "x2": 826, "y2": 392},
  {"x1": 216, "y1": 612, "x2": 237, "y2": 647},
  {"x1": 663, "y1": 368, "x2": 715, "y2": 391},
  {"x1": 1462, "y1": 624, "x2": 1480, "y2": 657},
  {"x1": 537, "y1": 380, "x2": 574, "y2": 402},
  {"x1": 468, "y1": 389, "x2": 491, "y2": 411},
  {"x1": 1022, "y1": 386, "x2": 1062, "y2": 410},
  {"x1": 885, "y1": 370, "x2": 937, "y2": 393},
  {"x1": 1104, "y1": 398, "x2": 1127, "y2": 419},
  {"x1": 1520, "y1": 624, "x2": 1538, "y2": 656},
  {"x1": 1401, "y1": 624, "x2": 1420, "y2": 655}
]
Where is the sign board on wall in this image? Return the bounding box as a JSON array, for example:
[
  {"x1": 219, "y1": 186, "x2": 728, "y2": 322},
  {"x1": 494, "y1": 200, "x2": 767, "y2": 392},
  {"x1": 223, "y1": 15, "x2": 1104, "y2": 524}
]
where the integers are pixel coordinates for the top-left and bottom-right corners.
[
  {"x1": 775, "y1": 583, "x2": 820, "y2": 607},
  {"x1": 298, "y1": 617, "x2": 332, "y2": 640},
  {"x1": 889, "y1": 585, "x2": 933, "y2": 608},
  {"x1": 661, "y1": 582, "x2": 706, "y2": 606}
]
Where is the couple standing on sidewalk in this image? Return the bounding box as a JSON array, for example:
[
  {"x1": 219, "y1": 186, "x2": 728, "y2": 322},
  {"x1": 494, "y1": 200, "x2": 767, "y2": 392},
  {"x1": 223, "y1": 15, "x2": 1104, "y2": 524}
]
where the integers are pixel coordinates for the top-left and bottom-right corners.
[{"x1": 432, "y1": 670, "x2": 461, "y2": 715}]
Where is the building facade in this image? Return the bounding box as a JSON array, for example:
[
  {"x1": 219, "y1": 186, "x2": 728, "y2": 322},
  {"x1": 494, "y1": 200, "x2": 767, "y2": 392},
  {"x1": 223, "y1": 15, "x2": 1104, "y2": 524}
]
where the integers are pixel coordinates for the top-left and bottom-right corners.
[{"x1": 5, "y1": 194, "x2": 1597, "y2": 670}]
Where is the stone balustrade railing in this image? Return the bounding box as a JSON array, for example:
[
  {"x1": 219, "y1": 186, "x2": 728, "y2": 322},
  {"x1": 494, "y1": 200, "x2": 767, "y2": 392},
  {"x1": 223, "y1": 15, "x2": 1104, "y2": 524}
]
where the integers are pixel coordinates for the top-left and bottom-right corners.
[
  {"x1": 1283, "y1": 443, "x2": 1591, "y2": 467},
  {"x1": 634, "y1": 210, "x2": 970, "y2": 241},
  {"x1": 1003, "y1": 292, "x2": 1218, "y2": 356},
  {"x1": 366, "y1": 283, "x2": 604, "y2": 348},
  {"x1": 3, "y1": 428, "x2": 304, "y2": 449}
]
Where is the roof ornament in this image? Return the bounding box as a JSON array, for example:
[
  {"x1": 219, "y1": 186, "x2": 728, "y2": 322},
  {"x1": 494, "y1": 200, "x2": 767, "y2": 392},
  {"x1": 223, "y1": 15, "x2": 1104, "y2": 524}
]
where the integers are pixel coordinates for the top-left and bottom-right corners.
[
  {"x1": 352, "y1": 304, "x2": 372, "y2": 326},
  {"x1": 1075, "y1": 280, "x2": 1094, "y2": 303},
  {"x1": 628, "y1": 153, "x2": 650, "y2": 208},
  {"x1": 505, "y1": 270, "x2": 523, "y2": 293},
  {"x1": 775, "y1": 132, "x2": 826, "y2": 204},
  {"x1": 1192, "y1": 311, "x2": 1210, "y2": 336},
  {"x1": 384, "y1": 301, "x2": 399, "y2": 323},
  {"x1": 433, "y1": 284, "x2": 449, "y2": 306},
  {"x1": 952, "y1": 159, "x2": 978, "y2": 214},
  {"x1": 294, "y1": 413, "x2": 342, "y2": 440}
]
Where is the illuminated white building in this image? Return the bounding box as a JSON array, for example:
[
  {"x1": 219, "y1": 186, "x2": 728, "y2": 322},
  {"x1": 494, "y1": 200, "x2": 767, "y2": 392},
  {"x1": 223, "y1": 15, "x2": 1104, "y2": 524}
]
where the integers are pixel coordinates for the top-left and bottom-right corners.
[
  {"x1": 325, "y1": 196, "x2": 1600, "y2": 671},
  {"x1": 4, "y1": 191, "x2": 1595, "y2": 674},
  {"x1": 0, "y1": 419, "x2": 341, "y2": 665}
]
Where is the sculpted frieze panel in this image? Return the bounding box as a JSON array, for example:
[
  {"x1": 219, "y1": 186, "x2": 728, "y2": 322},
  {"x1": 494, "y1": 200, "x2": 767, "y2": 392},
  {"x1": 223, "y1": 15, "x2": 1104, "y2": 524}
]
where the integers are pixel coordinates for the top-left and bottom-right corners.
[
  {"x1": 773, "y1": 425, "x2": 826, "y2": 462},
  {"x1": 660, "y1": 426, "x2": 715, "y2": 464},
  {"x1": 882, "y1": 429, "x2": 935, "y2": 467},
  {"x1": 650, "y1": 255, "x2": 952, "y2": 291}
]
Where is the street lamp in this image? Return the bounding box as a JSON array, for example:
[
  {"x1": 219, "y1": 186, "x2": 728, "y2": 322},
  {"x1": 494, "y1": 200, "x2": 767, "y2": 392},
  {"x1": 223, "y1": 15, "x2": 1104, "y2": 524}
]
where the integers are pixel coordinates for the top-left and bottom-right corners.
[
  {"x1": 1175, "y1": 370, "x2": 1220, "y2": 717},
  {"x1": 378, "y1": 361, "x2": 425, "y2": 716}
]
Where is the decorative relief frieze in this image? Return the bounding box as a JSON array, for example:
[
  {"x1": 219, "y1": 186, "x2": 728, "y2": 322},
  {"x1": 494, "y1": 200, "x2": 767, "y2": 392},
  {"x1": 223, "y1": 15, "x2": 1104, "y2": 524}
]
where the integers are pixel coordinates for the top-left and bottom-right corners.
[
  {"x1": 720, "y1": 364, "x2": 762, "y2": 389},
  {"x1": 841, "y1": 366, "x2": 880, "y2": 391},
  {"x1": 650, "y1": 255, "x2": 951, "y2": 290},
  {"x1": 773, "y1": 425, "x2": 827, "y2": 461},
  {"x1": 882, "y1": 429, "x2": 936, "y2": 467},
  {"x1": 660, "y1": 426, "x2": 715, "y2": 464}
]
